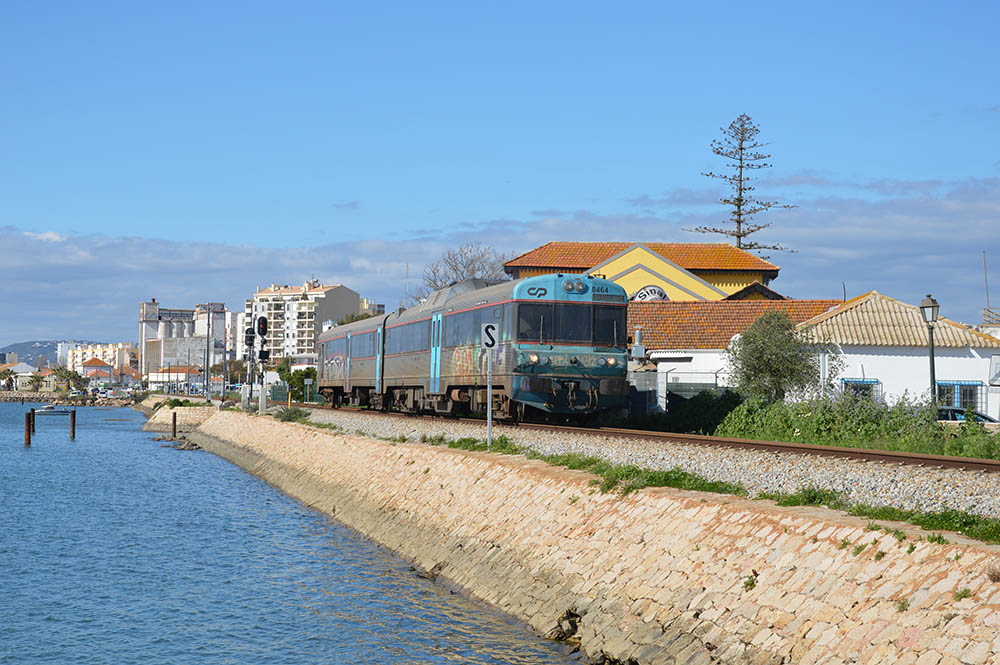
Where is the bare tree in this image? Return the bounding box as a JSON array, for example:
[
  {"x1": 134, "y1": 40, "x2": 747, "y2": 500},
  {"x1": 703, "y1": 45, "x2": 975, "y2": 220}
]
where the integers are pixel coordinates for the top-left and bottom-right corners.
[
  {"x1": 416, "y1": 241, "x2": 512, "y2": 300},
  {"x1": 688, "y1": 113, "x2": 796, "y2": 256}
]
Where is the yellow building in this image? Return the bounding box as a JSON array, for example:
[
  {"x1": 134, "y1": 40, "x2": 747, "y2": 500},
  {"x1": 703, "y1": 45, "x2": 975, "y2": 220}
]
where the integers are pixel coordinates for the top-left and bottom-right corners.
[{"x1": 504, "y1": 242, "x2": 781, "y2": 302}]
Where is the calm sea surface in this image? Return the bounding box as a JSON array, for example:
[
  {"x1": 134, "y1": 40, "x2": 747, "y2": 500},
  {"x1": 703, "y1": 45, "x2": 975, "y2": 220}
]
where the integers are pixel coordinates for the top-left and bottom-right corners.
[{"x1": 0, "y1": 403, "x2": 576, "y2": 664}]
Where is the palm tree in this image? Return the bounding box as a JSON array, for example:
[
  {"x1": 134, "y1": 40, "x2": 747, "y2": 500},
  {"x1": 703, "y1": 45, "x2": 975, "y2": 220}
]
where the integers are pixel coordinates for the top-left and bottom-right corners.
[
  {"x1": 27, "y1": 374, "x2": 43, "y2": 393},
  {"x1": 0, "y1": 368, "x2": 14, "y2": 391}
]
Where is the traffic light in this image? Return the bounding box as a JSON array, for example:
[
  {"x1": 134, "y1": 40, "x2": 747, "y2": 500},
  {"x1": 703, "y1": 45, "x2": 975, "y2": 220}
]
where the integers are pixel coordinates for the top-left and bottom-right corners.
[
  {"x1": 244, "y1": 326, "x2": 255, "y2": 348},
  {"x1": 256, "y1": 316, "x2": 268, "y2": 337},
  {"x1": 258, "y1": 350, "x2": 270, "y2": 361}
]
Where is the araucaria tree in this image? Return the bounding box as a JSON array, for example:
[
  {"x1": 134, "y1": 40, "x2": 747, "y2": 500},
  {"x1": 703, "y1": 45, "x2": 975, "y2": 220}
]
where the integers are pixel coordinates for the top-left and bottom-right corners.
[
  {"x1": 690, "y1": 114, "x2": 795, "y2": 255},
  {"x1": 726, "y1": 310, "x2": 837, "y2": 403}
]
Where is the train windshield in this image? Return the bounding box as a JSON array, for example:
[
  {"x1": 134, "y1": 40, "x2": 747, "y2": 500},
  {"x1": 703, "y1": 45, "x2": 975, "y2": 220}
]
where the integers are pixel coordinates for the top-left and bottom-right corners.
[{"x1": 517, "y1": 303, "x2": 626, "y2": 347}]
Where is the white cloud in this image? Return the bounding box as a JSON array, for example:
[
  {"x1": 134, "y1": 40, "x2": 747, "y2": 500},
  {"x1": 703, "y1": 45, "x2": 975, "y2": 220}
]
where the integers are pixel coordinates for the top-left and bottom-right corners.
[
  {"x1": 23, "y1": 230, "x2": 67, "y2": 242},
  {"x1": 1, "y1": 176, "x2": 997, "y2": 345}
]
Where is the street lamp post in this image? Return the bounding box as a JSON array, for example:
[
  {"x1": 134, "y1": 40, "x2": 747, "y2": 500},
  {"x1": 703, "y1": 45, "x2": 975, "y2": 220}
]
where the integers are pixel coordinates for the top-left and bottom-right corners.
[{"x1": 919, "y1": 294, "x2": 940, "y2": 403}]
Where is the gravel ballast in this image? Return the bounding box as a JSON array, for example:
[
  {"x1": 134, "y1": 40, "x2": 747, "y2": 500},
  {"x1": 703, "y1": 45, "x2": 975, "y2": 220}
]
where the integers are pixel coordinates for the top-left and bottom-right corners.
[{"x1": 303, "y1": 408, "x2": 1000, "y2": 519}]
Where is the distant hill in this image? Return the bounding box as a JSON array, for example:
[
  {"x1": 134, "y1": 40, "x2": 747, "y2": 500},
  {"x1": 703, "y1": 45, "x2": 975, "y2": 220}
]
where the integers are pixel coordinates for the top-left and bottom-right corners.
[{"x1": 0, "y1": 340, "x2": 104, "y2": 367}]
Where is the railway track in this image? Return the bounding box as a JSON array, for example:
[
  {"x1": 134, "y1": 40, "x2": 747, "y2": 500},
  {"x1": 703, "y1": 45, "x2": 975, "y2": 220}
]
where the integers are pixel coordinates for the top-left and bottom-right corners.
[{"x1": 289, "y1": 401, "x2": 1000, "y2": 474}]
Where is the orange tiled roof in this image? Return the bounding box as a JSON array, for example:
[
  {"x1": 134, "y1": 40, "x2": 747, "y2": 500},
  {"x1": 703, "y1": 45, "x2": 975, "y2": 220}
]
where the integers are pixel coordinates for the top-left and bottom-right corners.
[
  {"x1": 88, "y1": 369, "x2": 111, "y2": 378},
  {"x1": 82, "y1": 357, "x2": 112, "y2": 367},
  {"x1": 505, "y1": 242, "x2": 779, "y2": 272},
  {"x1": 629, "y1": 300, "x2": 841, "y2": 350}
]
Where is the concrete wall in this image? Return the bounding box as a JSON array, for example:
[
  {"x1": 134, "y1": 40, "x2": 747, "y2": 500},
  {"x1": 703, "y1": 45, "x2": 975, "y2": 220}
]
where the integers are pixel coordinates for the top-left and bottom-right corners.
[
  {"x1": 836, "y1": 345, "x2": 1000, "y2": 420},
  {"x1": 189, "y1": 412, "x2": 1000, "y2": 665},
  {"x1": 142, "y1": 404, "x2": 217, "y2": 432}
]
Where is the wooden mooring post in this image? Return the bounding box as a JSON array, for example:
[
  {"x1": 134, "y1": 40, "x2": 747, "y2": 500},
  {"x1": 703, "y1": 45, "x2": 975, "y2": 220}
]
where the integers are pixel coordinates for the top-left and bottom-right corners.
[
  {"x1": 24, "y1": 412, "x2": 31, "y2": 447},
  {"x1": 30, "y1": 408, "x2": 35, "y2": 433},
  {"x1": 172, "y1": 411, "x2": 177, "y2": 439},
  {"x1": 70, "y1": 409, "x2": 76, "y2": 440}
]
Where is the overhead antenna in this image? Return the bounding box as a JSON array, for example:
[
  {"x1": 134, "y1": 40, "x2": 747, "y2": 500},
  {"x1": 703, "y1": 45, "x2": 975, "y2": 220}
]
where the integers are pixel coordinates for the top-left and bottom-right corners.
[{"x1": 985, "y1": 250, "x2": 991, "y2": 310}]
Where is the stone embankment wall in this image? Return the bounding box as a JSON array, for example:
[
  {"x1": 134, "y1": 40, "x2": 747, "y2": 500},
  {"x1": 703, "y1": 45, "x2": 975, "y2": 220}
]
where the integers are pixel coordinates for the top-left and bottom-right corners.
[
  {"x1": 135, "y1": 394, "x2": 203, "y2": 416},
  {"x1": 142, "y1": 405, "x2": 217, "y2": 433},
  {"x1": 189, "y1": 411, "x2": 1000, "y2": 665}
]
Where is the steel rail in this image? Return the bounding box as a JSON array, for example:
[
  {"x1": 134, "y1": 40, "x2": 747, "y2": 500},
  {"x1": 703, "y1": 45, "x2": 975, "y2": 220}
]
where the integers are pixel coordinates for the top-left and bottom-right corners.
[{"x1": 290, "y1": 402, "x2": 1000, "y2": 473}]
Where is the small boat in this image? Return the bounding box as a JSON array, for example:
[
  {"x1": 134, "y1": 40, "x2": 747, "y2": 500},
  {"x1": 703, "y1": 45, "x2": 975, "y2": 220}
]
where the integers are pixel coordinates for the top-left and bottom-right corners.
[{"x1": 35, "y1": 405, "x2": 72, "y2": 415}]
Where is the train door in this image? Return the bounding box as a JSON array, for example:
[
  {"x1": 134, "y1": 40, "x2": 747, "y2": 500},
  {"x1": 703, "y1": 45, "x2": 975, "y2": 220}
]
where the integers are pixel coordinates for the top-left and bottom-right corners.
[
  {"x1": 345, "y1": 333, "x2": 352, "y2": 392},
  {"x1": 375, "y1": 325, "x2": 384, "y2": 394},
  {"x1": 430, "y1": 312, "x2": 442, "y2": 393}
]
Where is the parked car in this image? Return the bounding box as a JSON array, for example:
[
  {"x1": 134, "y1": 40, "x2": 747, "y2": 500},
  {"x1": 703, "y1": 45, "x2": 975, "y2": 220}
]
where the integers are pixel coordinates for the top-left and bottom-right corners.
[
  {"x1": 937, "y1": 407, "x2": 998, "y2": 423},
  {"x1": 68, "y1": 390, "x2": 82, "y2": 397}
]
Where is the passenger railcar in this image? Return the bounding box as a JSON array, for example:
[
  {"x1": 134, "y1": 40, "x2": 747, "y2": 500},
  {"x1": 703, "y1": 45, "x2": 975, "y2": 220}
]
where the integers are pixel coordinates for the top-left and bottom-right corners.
[{"x1": 316, "y1": 273, "x2": 628, "y2": 419}]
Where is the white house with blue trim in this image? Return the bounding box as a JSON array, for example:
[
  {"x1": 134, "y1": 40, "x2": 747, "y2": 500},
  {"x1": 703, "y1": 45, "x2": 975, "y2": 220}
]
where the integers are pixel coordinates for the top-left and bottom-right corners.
[{"x1": 797, "y1": 291, "x2": 1000, "y2": 419}]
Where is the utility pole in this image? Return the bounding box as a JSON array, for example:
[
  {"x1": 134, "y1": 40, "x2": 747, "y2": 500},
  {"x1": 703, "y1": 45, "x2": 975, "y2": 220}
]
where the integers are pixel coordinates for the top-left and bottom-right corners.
[{"x1": 204, "y1": 308, "x2": 212, "y2": 402}]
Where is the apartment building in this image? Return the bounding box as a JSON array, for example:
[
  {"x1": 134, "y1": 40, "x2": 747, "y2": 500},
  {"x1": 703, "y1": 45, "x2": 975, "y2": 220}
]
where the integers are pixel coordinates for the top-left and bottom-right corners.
[
  {"x1": 67, "y1": 343, "x2": 138, "y2": 375},
  {"x1": 245, "y1": 280, "x2": 360, "y2": 362}
]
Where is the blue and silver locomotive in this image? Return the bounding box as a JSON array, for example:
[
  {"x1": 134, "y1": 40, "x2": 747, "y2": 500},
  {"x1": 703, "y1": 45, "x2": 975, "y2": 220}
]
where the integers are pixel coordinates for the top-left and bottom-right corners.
[{"x1": 316, "y1": 273, "x2": 628, "y2": 419}]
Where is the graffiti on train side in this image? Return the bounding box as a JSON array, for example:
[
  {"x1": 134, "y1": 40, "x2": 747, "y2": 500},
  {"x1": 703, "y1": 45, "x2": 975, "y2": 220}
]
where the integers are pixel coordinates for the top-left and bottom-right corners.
[{"x1": 451, "y1": 344, "x2": 505, "y2": 381}]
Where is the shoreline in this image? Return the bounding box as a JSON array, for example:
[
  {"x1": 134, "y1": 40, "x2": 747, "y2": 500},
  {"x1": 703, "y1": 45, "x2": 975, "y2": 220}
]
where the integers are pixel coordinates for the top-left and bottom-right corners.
[{"x1": 181, "y1": 410, "x2": 1000, "y2": 665}]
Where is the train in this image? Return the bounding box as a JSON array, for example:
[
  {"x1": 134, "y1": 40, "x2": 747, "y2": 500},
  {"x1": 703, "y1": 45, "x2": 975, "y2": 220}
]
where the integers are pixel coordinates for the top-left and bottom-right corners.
[{"x1": 315, "y1": 273, "x2": 629, "y2": 420}]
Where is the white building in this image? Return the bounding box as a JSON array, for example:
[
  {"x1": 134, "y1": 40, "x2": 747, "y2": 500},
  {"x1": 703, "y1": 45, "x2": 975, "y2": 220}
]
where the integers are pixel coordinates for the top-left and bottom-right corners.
[
  {"x1": 798, "y1": 291, "x2": 1000, "y2": 419},
  {"x1": 56, "y1": 341, "x2": 78, "y2": 367},
  {"x1": 637, "y1": 292, "x2": 1000, "y2": 419},
  {"x1": 67, "y1": 343, "x2": 137, "y2": 375},
  {"x1": 244, "y1": 281, "x2": 361, "y2": 362},
  {"x1": 630, "y1": 299, "x2": 841, "y2": 409}
]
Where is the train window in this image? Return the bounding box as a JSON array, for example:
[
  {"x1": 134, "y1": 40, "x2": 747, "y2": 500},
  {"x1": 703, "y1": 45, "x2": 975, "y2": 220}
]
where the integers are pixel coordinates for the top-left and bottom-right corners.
[
  {"x1": 444, "y1": 308, "x2": 481, "y2": 347},
  {"x1": 518, "y1": 303, "x2": 554, "y2": 342},
  {"x1": 555, "y1": 304, "x2": 591, "y2": 343},
  {"x1": 593, "y1": 306, "x2": 627, "y2": 347},
  {"x1": 326, "y1": 337, "x2": 347, "y2": 360},
  {"x1": 386, "y1": 320, "x2": 430, "y2": 354},
  {"x1": 493, "y1": 307, "x2": 501, "y2": 319},
  {"x1": 350, "y1": 332, "x2": 375, "y2": 358}
]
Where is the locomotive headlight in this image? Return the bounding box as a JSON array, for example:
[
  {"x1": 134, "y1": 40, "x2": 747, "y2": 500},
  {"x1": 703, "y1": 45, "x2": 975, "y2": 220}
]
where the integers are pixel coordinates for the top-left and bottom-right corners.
[
  {"x1": 540, "y1": 355, "x2": 551, "y2": 364},
  {"x1": 606, "y1": 357, "x2": 617, "y2": 366},
  {"x1": 562, "y1": 280, "x2": 574, "y2": 292},
  {"x1": 528, "y1": 353, "x2": 540, "y2": 364},
  {"x1": 598, "y1": 357, "x2": 608, "y2": 366},
  {"x1": 573, "y1": 280, "x2": 587, "y2": 293}
]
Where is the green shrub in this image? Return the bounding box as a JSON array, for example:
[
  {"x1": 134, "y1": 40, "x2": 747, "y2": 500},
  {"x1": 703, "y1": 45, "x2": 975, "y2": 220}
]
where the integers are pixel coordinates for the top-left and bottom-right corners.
[
  {"x1": 274, "y1": 407, "x2": 310, "y2": 422},
  {"x1": 716, "y1": 392, "x2": 1000, "y2": 459}
]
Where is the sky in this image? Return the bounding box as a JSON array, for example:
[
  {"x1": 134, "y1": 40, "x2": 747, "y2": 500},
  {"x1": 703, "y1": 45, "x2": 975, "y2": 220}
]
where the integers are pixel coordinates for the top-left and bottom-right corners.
[{"x1": 2, "y1": 1, "x2": 998, "y2": 346}]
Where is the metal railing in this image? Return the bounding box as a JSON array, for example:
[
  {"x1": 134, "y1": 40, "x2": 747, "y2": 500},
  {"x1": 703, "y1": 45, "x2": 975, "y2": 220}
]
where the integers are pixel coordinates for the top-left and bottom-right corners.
[{"x1": 984, "y1": 308, "x2": 1000, "y2": 325}]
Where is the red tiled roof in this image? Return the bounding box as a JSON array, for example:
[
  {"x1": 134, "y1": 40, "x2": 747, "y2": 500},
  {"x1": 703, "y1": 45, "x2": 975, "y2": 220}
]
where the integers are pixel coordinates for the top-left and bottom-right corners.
[
  {"x1": 88, "y1": 369, "x2": 111, "y2": 378},
  {"x1": 82, "y1": 357, "x2": 112, "y2": 367},
  {"x1": 629, "y1": 300, "x2": 842, "y2": 350},
  {"x1": 722, "y1": 281, "x2": 787, "y2": 301},
  {"x1": 505, "y1": 242, "x2": 779, "y2": 272}
]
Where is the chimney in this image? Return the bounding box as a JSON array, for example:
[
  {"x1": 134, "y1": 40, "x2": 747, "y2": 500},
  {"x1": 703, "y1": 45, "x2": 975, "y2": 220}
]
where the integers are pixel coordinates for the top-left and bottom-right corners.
[{"x1": 631, "y1": 326, "x2": 646, "y2": 361}]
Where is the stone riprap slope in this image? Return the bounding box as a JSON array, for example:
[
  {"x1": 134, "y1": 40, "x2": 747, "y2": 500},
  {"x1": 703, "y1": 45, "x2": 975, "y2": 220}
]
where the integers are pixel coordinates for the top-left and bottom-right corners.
[
  {"x1": 191, "y1": 411, "x2": 1000, "y2": 665},
  {"x1": 306, "y1": 409, "x2": 1000, "y2": 519},
  {"x1": 142, "y1": 405, "x2": 217, "y2": 433}
]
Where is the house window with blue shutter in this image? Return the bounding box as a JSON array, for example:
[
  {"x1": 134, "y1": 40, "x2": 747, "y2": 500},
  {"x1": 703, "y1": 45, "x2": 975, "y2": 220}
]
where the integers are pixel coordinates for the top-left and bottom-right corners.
[
  {"x1": 936, "y1": 381, "x2": 984, "y2": 412},
  {"x1": 841, "y1": 378, "x2": 881, "y2": 399}
]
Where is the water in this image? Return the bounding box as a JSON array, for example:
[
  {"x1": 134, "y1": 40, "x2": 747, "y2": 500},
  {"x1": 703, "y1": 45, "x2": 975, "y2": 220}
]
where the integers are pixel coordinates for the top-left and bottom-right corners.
[{"x1": 0, "y1": 403, "x2": 576, "y2": 664}]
